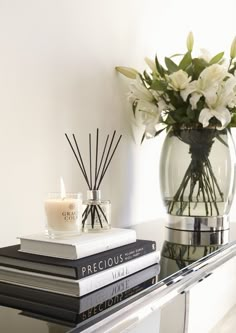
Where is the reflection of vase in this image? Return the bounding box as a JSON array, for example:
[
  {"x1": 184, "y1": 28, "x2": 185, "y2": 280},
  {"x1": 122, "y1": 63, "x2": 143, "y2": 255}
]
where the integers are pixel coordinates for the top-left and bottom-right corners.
[
  {"x1": 160, "y1": 126, "x2": 236, "y2": 232},
  {"x1": 159, "y1": 226, "x2": 229, "y2": 279},
  {"x1": 159, "y1": 240, "x2": 222, "y2": 279}
]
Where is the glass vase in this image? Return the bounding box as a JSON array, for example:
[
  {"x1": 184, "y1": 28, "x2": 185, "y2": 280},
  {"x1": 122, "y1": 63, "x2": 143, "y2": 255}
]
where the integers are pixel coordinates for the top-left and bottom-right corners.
[
  {"x1": 82, "y1": 190, "x2": 111, "y2": 232},
  {"x1": 160, "y1": 126, "x2": 236, "y2": 219}
]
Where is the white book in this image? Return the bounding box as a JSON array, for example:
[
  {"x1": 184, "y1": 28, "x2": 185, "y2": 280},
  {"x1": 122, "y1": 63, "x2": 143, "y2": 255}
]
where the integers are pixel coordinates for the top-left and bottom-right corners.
[
  {"x1": 0, "y1": 251, "x2": 159, "y2": 297},
  {"x1": 19, "y1": 228, "x2": 137, "y2": 260}
]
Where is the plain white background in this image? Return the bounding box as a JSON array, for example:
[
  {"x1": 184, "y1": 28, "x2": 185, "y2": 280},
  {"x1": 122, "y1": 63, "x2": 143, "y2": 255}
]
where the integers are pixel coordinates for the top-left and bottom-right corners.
[{"x1": 1, "y1": 0, "x2": 236, "y2": 246}]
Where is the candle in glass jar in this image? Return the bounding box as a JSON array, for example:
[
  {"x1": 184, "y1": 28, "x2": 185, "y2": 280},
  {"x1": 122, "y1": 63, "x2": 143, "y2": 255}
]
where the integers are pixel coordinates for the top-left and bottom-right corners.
[{"x1": 45, "y1": 179, "x2": 82, "y2": 238}]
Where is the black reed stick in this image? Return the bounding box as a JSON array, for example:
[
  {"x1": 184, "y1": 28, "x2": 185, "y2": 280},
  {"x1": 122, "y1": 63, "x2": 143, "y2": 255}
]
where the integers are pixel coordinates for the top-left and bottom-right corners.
[
  {"x1": 89, "y1": 133, "x2": 92, "y2": 189},
  {"x1": 94, "y1": 129, "x2": 99, "y2": 190},
  {"x1": 97, "y1": 131, "x2": 116, "y2": 186},
  {"x1": 94, "y1": 134, "x2": 109, "y2": 190},
  {"x1": 97, "y1": 134, "x2": 122, "y2": 188},
  {"x1": 65, "y1": 133, "x2": 91, "y2": 189},
  {"x1": 72, "y1": 134, "x2": 91, "y2": 189}
]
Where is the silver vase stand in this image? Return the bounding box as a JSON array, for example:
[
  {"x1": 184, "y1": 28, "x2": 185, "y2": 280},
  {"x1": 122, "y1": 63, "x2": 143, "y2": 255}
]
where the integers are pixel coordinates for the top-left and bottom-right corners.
[{"x1": 166, "y1": 215, "x2": 229, "y2": 246}]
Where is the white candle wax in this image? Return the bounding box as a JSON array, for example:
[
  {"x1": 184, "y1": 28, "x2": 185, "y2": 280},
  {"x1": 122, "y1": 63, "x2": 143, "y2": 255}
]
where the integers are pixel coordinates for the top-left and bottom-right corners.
[{"x1": 45, "y1": 193, "x2": 82, "y2": 237}]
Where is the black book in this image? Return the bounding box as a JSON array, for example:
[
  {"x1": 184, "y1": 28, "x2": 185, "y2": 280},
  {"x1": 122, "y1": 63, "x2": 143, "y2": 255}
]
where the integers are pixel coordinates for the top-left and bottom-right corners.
[
  {"x1": 0, "y1": 264, "x2": 159, "y2": 313},
  {"x1": 0, "y1": 239, "x2": 156, "y2": 279},
  {"x1": 0, "y1": 265, "x2": 159, "y2": 324}
]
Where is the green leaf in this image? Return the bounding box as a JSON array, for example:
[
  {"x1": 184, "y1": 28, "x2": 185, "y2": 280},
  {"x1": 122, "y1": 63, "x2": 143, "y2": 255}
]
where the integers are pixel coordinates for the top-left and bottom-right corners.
[
  {"x1": 141, "y1": 132, "x2": 146, "y2": 144},
  {"x1": 186, "y1": 105, "x2": 195, "y2": 120},
  {"x1": 215, "y1": 134, "x2": 228, "y2": 147},
  {"x1": 165, "y1": 114, "x2": 176, "y2": 125},
  {"x1": 154, "y1": 127, "x2": 167, "y2": 137},
  {"x1": 143, "y1": 70, "x2": 152, "y2": 85},
  {"x1": 185, "y1": 63, "x2": 194, "y2": 76},
  {"x1": 170, "y1": 53, "x2": 184, "y2": 58},
  {"x1": 165, "y1": 57, "x2": 178, "y2": 73},
  {"x1": 167, "y1": 90, "x2": 183, "y2": 108},
  {"x1": 192, "y1": 58, "x2": 208, "y2": 79},
  {"x1": 155, "y1": 55, "x2": 165, "y2": 77},
  {"x1": 150, "y1": 79, "x2": 167, "y2": 91},
  {"x1": 132, "y1": 100, "x2": 138, "y2": 117},
  {"x1": 230, "y1": 113, "x2": 236, "y2": 125},
  {"x1": 179, "y1": 52, "x2": 192, "y2": 70},
  {"x1": 209, "y1": 52, "x2": 224, "y2": 65}
]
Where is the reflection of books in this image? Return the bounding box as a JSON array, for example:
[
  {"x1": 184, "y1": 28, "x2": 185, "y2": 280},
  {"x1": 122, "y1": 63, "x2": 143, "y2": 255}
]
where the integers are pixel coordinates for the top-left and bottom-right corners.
[
  {"x1": 0, "y1": 251, "x2": 159, "y2": 296},
  {"x1": 0, "y1": 265, "x2": 159, "y2": 325},
  {"x1": 0, "y1": 264, "x2": 159, "y2": 313},
  {"x1": 19, "y1": 228, "x2": 137, "y2": 259},
  {"x1": 0, "y1": 239, "x2": 156, "y2": 279}
]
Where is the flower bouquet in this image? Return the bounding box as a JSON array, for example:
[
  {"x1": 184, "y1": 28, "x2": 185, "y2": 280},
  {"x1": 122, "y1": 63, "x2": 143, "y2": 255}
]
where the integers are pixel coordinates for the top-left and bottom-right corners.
[{"x1": 116, "y1": 33, "x2": 236, "y2": 217}]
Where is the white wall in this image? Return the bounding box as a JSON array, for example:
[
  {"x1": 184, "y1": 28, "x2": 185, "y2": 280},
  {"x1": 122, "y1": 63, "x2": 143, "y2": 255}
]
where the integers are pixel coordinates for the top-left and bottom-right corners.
[{"x1": 1, "y1": 0, "x2": 236, "y2": 246}]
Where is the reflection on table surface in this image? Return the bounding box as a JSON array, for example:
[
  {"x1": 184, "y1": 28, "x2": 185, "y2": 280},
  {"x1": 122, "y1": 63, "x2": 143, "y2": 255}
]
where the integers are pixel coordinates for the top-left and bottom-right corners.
[
  {"x1": 0, "y1": 307, "x2": 70, "y2": 333},
  {"x1": 0, "y1": 220, "x2": 236, "y2": 332}
]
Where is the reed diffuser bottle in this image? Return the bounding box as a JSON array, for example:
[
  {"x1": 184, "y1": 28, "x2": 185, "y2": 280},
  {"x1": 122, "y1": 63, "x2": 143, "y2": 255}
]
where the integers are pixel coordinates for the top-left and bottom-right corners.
[
  {"x1": 82, "y1": 190, "x2": 111, "y2": 232},
  {"x1": 65, "y1": 129, "x2": 121, "y2": 233}
]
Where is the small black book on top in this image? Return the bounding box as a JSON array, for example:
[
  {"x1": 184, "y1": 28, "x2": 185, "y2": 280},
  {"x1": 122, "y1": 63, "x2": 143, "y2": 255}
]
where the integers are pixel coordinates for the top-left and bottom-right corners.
[{"x1": 0, "y1": 239, "x2": 156, "y2": 279}]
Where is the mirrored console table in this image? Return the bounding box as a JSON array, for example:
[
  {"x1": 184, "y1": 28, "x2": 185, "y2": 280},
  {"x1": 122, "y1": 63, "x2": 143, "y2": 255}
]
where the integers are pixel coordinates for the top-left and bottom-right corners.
[{"x1": 1, "y1": 220, "x2": 236, "y2": 333}]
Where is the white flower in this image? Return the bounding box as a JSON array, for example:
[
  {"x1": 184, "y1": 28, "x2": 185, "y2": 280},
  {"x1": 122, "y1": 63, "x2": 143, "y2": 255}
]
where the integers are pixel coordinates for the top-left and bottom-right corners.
[
  {"x1": 199, "y1": 107, "x2": 231, "y2": 129},
  {"x1": 199, "y1": 76, "x2": 236, "y2": 129},
  {"x1": 128, "y1": 75, "x2": 154, "y2": 104},
  {"x1": 127, "y1": 76, "x2": 161, "y2": 137},
  {"x1": 230, "y1": 36, "x2": 236, "y2": 59},
  {"x1": 186, "y1": 32, "x2": 194, "y2": 52},
  {"x1": 144, "y1": 57, "x2": 156, "y2": 72},
  {"x1": 181, "y1": 64, "x2": 229, "y2": 109},
  {"x1": 115, "y1": 66, "x2": 139, "y2": 79},
  {"x1": 168, "y1": 70, "x2": 191, "y2": 91},
  {"x1": 199, "y1": 64, "x2": 228, "y2": 86},
  {"x1": 135, "y1": 99, "x2": 160, "y2": 137},
  {"x1": 199, "y1": 48, "x2": 212, "y2": 62}
]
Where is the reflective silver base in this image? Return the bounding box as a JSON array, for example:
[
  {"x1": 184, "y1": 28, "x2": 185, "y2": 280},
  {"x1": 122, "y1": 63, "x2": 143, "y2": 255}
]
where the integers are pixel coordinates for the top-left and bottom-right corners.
[
  {"x1": 166, "y1": 214, "x2": 229, "y2": 232},
  {"x1": 165, "y1": 215, "x2": 230, "y2": 246},
  {"x1": 166, "y1": 228, "x2": 229, "y2": 246}
]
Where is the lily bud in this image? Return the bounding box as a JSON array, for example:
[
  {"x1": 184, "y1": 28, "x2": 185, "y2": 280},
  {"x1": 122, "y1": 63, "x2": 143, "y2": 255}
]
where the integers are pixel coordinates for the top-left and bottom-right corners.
[
  {"x1": 230, "y1": 36, "x2": 236, "y2": 59},
  {"x1": 115, "y1": 66, "x2": 139, "y2": 79},
  {"x1": 186, "y1": 32, "x2": 194, "y2": 52},
  {"x1": 144, "y1": 57, "x2": 156, "y2": 72}
]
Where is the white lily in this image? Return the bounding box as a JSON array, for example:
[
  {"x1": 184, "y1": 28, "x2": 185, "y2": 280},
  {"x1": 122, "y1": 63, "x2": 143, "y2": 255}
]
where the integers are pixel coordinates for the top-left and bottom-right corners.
[
  {"x1": 181, "y1": 64, "x2": 229, "y2": 109},
  {"x1": 135, "y1": 99, "x2": 160, "y2": 137},
  {"x1": 199, "y1": 76, "x2": 236, "y2": 129},
  {"x1": 199, "y1": 48, "x2": 212, "y2": 62},
  {"x1": 144, "y1": 57, "x2": 156, "y2": 73},
  {"x1": 128, "y1": 75, "x2": 154, "y2": 104},
  {"x1": 186, "y1": 32, "x2": 194, "y2": 52},
  {"x1": 230, "y1": 36, "x2": 236, "y2": 59},
  {"x1": 127, "y1": 75, "x2": 161, "y2": 136},
  {"x1": 115, "y1": 66, "x2": 139, "y2": 79},
  {"x1": 168, "y1": 70, "x2": 191, "y2": 91}
]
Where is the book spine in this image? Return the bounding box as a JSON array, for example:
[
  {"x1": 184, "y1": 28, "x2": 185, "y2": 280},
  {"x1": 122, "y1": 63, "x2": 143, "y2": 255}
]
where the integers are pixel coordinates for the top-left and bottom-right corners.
[
  {"x1": 77, "y1": 277, "x2": 156, "y2": 323},
  {"x1": 76, "y1": 240, "x2": 156, "y2": 279},
  {"x1": 79, "y1": 264, "x2": 160, "y2": 313},
  {"x1": 78, "y1": 251, "x2": 159, "y2": 296}
]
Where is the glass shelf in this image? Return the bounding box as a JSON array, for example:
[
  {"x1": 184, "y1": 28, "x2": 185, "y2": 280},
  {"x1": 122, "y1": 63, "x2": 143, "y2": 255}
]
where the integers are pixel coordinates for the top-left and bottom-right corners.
[{"x1": 1, "y1": 219, "x2": 236, "y2": 332}]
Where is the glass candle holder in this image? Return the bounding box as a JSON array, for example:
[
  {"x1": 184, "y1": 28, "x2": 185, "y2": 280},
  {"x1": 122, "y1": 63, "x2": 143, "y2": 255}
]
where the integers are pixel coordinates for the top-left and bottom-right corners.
[
  {"x1": 82, "y1": 190, "x2": 111, "y2": 232},
  {"x1": 45, "y1": 192, "x2": 82, "y2": 238}
]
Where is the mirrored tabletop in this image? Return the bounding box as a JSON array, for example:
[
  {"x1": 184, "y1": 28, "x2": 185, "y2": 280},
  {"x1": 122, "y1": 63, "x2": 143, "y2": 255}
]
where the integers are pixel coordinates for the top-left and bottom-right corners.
[{"x1": 1, "y1": 220, "x2": 236, "y2": 333}]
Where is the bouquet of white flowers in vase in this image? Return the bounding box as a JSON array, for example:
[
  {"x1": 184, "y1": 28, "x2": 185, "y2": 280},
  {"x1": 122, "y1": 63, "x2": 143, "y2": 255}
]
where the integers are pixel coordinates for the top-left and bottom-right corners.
[{"x1": 116, "y1": 33, "x2": 236, "y2": 218}]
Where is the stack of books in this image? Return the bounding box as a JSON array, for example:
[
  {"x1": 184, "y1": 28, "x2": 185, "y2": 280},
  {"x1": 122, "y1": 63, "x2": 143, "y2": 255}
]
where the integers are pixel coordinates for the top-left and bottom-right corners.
[{"x1": 0, "y1": 228, "x2": 160, "y2": 326}]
